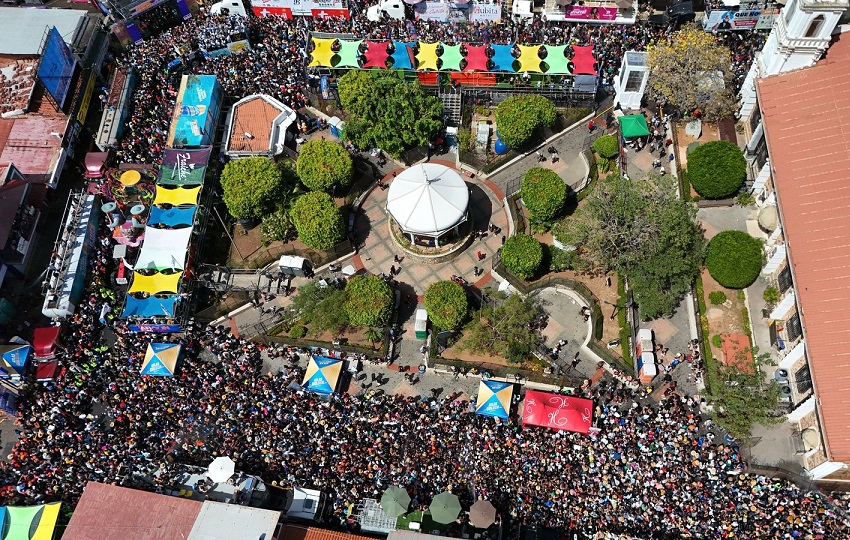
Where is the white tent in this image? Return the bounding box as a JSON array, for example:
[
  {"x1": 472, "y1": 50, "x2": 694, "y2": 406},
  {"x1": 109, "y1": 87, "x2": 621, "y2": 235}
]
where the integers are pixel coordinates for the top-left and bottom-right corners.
[
  {"x1": 136, "y1": 227, "x2": 193, "y2": 270},
  {"x1": 386, "y1": 163, "x2": 469, "y2": 238}
]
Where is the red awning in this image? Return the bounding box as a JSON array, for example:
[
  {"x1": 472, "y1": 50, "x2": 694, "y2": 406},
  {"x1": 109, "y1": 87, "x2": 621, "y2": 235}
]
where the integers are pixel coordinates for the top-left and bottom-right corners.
[
  {"x1": 464, "y1": 45, "x2": 489, "y2": 72},
  {"x1": 571, "y1": 45, "x2": 597, "y2": 76},
  {"x1": 363, "y1": 41, "x2": 390, "y2": 69},
  {"x1": 522, "y1": 390, "x2": 593, "y2": 434},
  {"x1": 36, "y1": 360, "x2": 59, "y2": 381},
  {"x1": 33, "y1": 326, "x2": 61, "y2": 359}
]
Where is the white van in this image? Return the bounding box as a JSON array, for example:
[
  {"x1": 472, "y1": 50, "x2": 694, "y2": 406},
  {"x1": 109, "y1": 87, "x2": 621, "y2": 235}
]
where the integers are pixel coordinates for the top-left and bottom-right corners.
[
  {"x1": 366, "y1": 0, "x2": 406, "y2": 21},
  {"x1": 210, "y1": 0, "x2": 248, "y2": 17}
]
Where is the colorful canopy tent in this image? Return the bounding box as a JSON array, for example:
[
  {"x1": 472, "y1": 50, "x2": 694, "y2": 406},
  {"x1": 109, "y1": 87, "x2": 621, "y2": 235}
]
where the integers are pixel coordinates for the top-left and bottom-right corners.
[
  {"x1": 490, "y1": 44, "x2": 516, "y2": 72},
  {"x1": 619, "y1": 114, "x2": 651, "y2": 138},
  {"x1": 128, "y1": 271, "x2": 183, "y2": 295},
  {"x1": 363, "y1": 41, "x2": 390, "y2": 68},
  {"x1": 153, "y1": 185, "x2": 202, "y2": 207},
  {"x1": 464, "y1": 45, "x2": 489, "y2": 72},
  {"x1": 121, "y1": 295, "x2": 178, "y2": 318},
  {"x1": 302, "y1": 355, "x2": 343, "y2": 395},
  {"x1": 141, "y1": 342, "x2": 182, "y2": 376},
  {"x1": 2, "y1": 503, "x2": 61, "y2": 540},
  {"x1": 572, "y1": 45, "x2": 597, "y2": 75},
  {"x1": 440, "y1": 44, "x2": 463, "y2": 71},
  {"x1": 158, "y1": 147, "x2": 211, "y2": 186},
  {"x1": 31, "y1": 502, "x2": 61, "y2": 540},
  {"x1": 517, "y1": 45, "x2": 543, "y2": 72},
  {"x1": 544, "y1": 44, "x2": 571, "y2": 74},
  {"x1": 149, "y1": 206, "x2": 197, "y2": 228},
  {"x1": 136, "y1": 227, "x2": 193, "y2": 270},
  {"x1": 476, "y1": 380, "x2": 513, "y2": 420},
  {"x1": 390, "y1": 41, "x2": 415, "y2": 70},
  {"x1": 522, "y1": 390, "x2": 594, "y2": 434},
  {"x1": 336, "y1": 40, "x2": 363, "y2": 68},
  {"x1": 417, "y1": 42, "x2": 440, "y2": 71},
  {"x1": 309, "y1": 38, "x2": 336, "y2": 67}
]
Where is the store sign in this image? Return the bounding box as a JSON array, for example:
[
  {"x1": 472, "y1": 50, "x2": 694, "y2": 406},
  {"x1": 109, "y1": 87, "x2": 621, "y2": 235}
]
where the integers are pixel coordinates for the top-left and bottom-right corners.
[
  {"x1": 128, "y1": 324, "x2": 183, "y2": 333},
  {"x1": 562, "y1": 5, "x2": 617, "y2": 21},
  {"x1": 77, "y1": 72, "x2": 97, "y2": 125},
  {"x1": 415, "y1": 2, "x2": 450, "y2": 21},
  {"x1": 251, "y1": 0, "x2": 345, "y2": 16},
  {"x1": 469, "y1": 3, "x2": 501, "y2": 22},
  {"x1": 756, "y1": 8, "x2": 779, "y2": 30}
]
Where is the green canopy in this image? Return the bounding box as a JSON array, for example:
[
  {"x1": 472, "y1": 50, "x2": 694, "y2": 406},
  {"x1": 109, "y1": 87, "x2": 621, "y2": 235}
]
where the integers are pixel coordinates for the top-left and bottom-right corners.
[
  {"x1": 440, "y1": 44, "x2": 463, "y2": 71},
  {"x1": 619, "y1": 114, "x2": 650, "y2": 139},
  {"x1": 336, "y1": 40, "x2": 363, "y2": 68},
  {"x1": 544, "y1": 45, "x2": 571, "y2": 74},
  {"x1": 5, "y1": 505, "x2": 43, "y2": 540},
  {"x1": 380, "y1": 486, "x2": 411, "y2": 517},
  {"x1": 429, "y1": 491, "x2": 462, "y2": 524}
]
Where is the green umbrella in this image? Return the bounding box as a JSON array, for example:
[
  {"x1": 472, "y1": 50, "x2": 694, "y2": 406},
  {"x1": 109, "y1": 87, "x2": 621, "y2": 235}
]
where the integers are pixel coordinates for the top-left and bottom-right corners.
[
  {"x1": 430, "y1": 491, "x2": 462, "y2": 524},
  {"x1": 380, "y1": 486, "x2": 411, "y2": 517}
]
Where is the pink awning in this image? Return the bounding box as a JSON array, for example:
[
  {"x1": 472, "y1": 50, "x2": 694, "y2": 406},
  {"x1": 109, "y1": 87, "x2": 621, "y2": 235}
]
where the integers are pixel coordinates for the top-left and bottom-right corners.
[
  {"x1": 464, "y1": 44, "x2": 489, "y2": 72},
  {"x1": 572, "y1": 45, "x2": 597, "y2": 75},
  {"x1": 363, "y1": 41, "x2": 390, "y2": 69},
  {"x1": 522, "y1": 390, "x2": 593, "y2": 434}
]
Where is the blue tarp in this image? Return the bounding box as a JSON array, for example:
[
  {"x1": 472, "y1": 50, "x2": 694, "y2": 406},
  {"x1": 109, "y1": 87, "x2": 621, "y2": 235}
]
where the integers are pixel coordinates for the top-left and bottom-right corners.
[
  {"x1": 149, "y1": 206, "x2": 197, "y2": 228},
  {"x1": 391, "y1": 41, "x2": 415, "y2": 70},
  {"x1": 121, "y1": 296, "x2": 178, "y2": 318},
  {"x1": 1, "y1": 345, "x2": 31, "y2": 368},
  {"x1": 491, "y1": 45, "x2": 516, "y2": 72}
]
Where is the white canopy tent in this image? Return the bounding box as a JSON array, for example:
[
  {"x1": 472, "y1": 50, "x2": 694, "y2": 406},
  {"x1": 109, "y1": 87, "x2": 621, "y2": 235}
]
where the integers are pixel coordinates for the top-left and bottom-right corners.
[
  {"x1": 386, "y1": 163, "x2": 469, "y2": 242},
  {"x1": 136, "y1": 227, "x2": 193, "y2": 270}
]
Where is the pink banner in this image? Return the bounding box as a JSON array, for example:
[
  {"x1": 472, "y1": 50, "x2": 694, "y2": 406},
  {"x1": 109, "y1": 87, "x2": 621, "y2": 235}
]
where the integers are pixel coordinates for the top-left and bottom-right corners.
[
  {"x1": 252, "y1": 5, "x2": 293, "y2": 17},
  {"x1": 562, "y1": 5, "x2": 617, "y2": 21}
]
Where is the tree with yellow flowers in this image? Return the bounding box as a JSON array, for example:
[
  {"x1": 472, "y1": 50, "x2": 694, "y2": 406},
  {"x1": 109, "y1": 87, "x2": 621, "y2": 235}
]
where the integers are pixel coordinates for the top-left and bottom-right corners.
[{"x1": 646, "y1": 24, "x2": 736, "y2": 121}]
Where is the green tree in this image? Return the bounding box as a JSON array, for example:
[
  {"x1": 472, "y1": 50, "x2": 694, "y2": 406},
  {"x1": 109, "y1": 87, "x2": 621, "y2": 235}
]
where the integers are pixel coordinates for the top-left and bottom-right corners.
[
  {"x1": 220, "y1": 157, "x2": 294, "y2": 219},
  {"x1": 705, "y1": 230, "x2": 763, "y2": 289},
  {"x1": 460, "y1": 295, "x2": 541, "y2": 360},
  {"x1": 555, "y1": 173, "x2": 704, "y2": 318},
  {"x1": 709, "y1": 347, "x2": 781, "y2": 439},
  {"x1": 287, "y1": 281, "x2": 350, "y2": 336},
  {"x1": 338, "y1": 71, "x2": 443, "y2": 156},
  {"x1": 296, "y1": 139, "x2": 353, "y2": 192},
  {"x1": 501, "y1": 234, "x2": 543, "y2": 280},
  {"x1": 494, "y1": 95, "x2": 556, "y2": 149},
  {"x1": 646, "y1": 24, "x2": 736, "y2": 121},
  {"x1": 364, "y1": 328, "x2": 383, "y2": 349},
  {"x1": 592, "y1": 134, "x2": 619, "y2": 158},
  {"x1": 290, "y1": 192, "x2": 345, "y2": 250},
  {"x1": 763, "y1": 286, "x2": 781, "y2": 305},
  {"x1": 345, "y1": 275, "x2": 393, "y2": 327},
  {"x1": 687, "y1": 141, "x2": 746, "y2": 199},
  {"x1": 424, "y1": 280, "x2": 468, "y2": 330},
  {"x1": 521, "y1": 167, "x2": 567, "y2": 226}
]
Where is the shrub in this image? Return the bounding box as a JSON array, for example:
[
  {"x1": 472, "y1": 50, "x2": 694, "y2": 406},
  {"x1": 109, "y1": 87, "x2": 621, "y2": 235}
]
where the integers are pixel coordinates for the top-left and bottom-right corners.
[
  {"x1": 494, "y1": 95, "x2": 556, "y2": 149},
  {"x1": 290, "y1": 326, "x2": 307, "y2": 339},
  {"x1": 220, "y1": 157, "x2": 292, "y2": 219},
  {"x1": 712, "y1": 334, "x2": 723, "y2": 349},
  {"x1": 705, "y1": 230, "x2": 763, "y2": 289},
  {"x1": 763, "y1": 286, "x2": 781, "y2": 305},
  {"x1": 260, "y1": 209, "x2": 293, "y2": 242},
  {"x1": 708, "y1": 290, "x2": 727, "y2": 305},
  {"x1": 345, "y1": 275, "x2": 393, "y2": 327},
  {"x1": 687, "y1": 141, "x2": 746, "y2": 199},
  {"x1": 548, "y1": 246, "x2": 577, "y2": 273},
  {"x1": 501, "y1": 234, "x2": 543, "y2": 280},
  {"x1": 291, "y1": 192, "x2": 345, "y2": 250},
  {"x1": 296, "y1": 139, "x2": 353, "y2": 192},
  {"x1": 521, "y1": 167, "x2": 567, "y2": 225},
  {"x1": 592, "y1": 134, "x2": 619, "y2": 159},
  {"x1": 424, "y1": 280, "x2": 468, "y2": 330}
]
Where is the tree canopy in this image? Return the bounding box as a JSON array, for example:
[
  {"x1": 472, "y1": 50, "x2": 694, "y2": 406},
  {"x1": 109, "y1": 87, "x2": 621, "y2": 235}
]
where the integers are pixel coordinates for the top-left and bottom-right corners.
[
  {"x1": 338, "y1": 71, "x2": 443, "y2": 157},
  {"x1": 494, "y1": 95, "x2": 556, "y2": 149},
  {"x1": 424, "y1": 280, "x2": 468, "y2": 330},
  {"x1": 554, "y1": 173, "x2": 704, "y2": 318},
  {"x1": 220, "y1": 157, "x2": 294, "y2": 219},
  {"x1": 291, "y1": 191, "x2": 345, "y2": 250},
  {"x1": 296, "y1": 139, "x2": 353, "y2": 192},
  {"x1": 460, "y1": 295, "x2": 542, "y2": 360},
  {"x1": 521, "y1": 167, "x2": 567, "y2": 225},
  {"x1": 687, "y1": 141, "x2": 746, "y2": 199},
  {"x1": 287, "y1": 281, "x2": 350, "y2": 336},
  {"x1": 709, "y1": 348, "x2": 781, "y2": 439},
  {"x1": 501, "y1": 234, "x2": 544, "y2": 280},
  {"x1": 592, "y1": 134, "x2": 619, "y2": 158},
  {"x1": 345, "y1": 275, "x2": 393, "y2": 327},
  {"x1": 705, "y1": 230, "x2": 763, "y2": 289},
  {"x1": 646, "y1": 24, "x2": 736, "y2": 121}
]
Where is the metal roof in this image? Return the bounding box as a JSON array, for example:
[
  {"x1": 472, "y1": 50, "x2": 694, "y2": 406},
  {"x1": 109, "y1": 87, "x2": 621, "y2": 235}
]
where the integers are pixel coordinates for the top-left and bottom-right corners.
[
  {"x1": 0, "y1": 7, "x2": 85, "y2": 56},
  {"x1": 188, "y1": 501, "x2": 280, "y2": 540}
]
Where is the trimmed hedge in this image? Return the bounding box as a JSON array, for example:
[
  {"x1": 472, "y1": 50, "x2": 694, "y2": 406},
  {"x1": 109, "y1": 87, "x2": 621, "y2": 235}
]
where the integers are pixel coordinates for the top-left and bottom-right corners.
[
  {"x1": 705, "y1": 230, "x2": 762, "y2": 289},
  {"x1": 592, "y1": 134, "x2": 619, "y2": 158},
  {"x1": 291, "y1": 191, "x2": 345, "y2": 250},
  {"x1": 424, "y1": 280, "x2": 468, "y2": 330},
  {"x1": 296, "y1": 139, "x2": 353, "y2": 192},
  {"x1": 345, "y1": 275, "x2": 393, "y2": 327},
  {"x1": 521, "y1": 167, "x2": 567, "y2": 224},
  {"x1": 502, "y1": 233, "x2": 543, "y2": 280},
  {"x1": 687, "y1": 141, "x2": 746, "y2": 199},
  {"x1": 494, "y1": 95, "x2": 556, "y2": 149}
]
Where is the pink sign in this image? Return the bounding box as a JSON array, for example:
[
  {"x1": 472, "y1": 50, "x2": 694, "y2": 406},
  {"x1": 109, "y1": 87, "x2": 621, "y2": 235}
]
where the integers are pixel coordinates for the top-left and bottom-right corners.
[
  {"x1": 252, "y1": 5, "x2": 293, "y2": 18},
  {"x1": 562, "y1": 5, "x2": 617, "y2": 21}
]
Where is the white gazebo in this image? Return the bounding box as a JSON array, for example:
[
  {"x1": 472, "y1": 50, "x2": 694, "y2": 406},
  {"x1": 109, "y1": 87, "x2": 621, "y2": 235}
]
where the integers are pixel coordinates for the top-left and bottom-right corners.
[{"x1": 386, "y1": 163, "x2": 469, "y2": 245}]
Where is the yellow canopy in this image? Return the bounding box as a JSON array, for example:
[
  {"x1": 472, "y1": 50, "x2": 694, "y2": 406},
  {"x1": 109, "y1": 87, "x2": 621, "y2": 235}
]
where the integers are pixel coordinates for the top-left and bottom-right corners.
[
  {"x1": 417, "y1": 42, "x2": 440, "y2": 71},
  {"x1": 153, "y1": 185, "x2": 201, "y2": 207},
  {"x1": 31, "y1": 502, "x2": 61, "y2": 540},
  {"x1": 309, "y1": 38, "x2": 336, "y2": 67},
  {"x1": 128, "y1": 271, "x2": 183, "y2": 295},
  {"x1": 517, "y1": 45, "x2": 543, "y2": 73}
]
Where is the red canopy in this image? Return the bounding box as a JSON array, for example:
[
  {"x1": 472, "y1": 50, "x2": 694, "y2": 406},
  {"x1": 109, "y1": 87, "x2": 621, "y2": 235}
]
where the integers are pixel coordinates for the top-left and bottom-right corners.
[
  {"x1": 363, "y1": 41, "x2": 390, "y2": 69},
  {"x1": 33, "y1": 326, "x2": 61, "y2": 359},
  {"x1": 571, "y1": 46, "x2": 597, "y2": 75},
  {"x1": 522, "y1": 390, "x2": 593, "y2": 434},
  {"x1": 464, "y1": 45, "x2": 489, "y2": 72}
]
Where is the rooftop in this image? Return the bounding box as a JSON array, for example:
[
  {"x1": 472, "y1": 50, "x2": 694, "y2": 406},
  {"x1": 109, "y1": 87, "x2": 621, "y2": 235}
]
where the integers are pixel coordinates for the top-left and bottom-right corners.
[
  {"x1": 187, "y1": 501, "x2": 280, "y2": 540},
  {"x1": 0, "y1": 112, "x2": 67, "y2": 184},
  {"x1": 0, "y1": 7, "x2": 86, "y2": 56},
  {"x1": 758, "y1": 33, "x2": 850, "y2": 463},
  {"x1": 226, "y1": 94, "x2": 296, "y2": 155},
  {"x1": 278, "y1": 524, "x2": 378, "y2": 540}
]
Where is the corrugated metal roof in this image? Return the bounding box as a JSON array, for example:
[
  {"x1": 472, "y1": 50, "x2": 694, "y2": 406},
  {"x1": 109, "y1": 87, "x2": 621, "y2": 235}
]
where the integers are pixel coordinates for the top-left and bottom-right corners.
[
  {"x1": 188, "y1": 501, "x2": 280, "y2": 540},
  {"x1": 63, "y1": 482, "x2": 202, "y2": 540},
  {"x1": 758, "y1": 34, "x2": 850, "y2": 463},
  {"x1": 0, "y1": 7, "x2": 85, "y2": 56},
  {"x1": 0, "y1": 115, "x2": 66, "y2": 184},
  {"x1": 278, "y1": 524, "x2": 378, "y2": 540}
]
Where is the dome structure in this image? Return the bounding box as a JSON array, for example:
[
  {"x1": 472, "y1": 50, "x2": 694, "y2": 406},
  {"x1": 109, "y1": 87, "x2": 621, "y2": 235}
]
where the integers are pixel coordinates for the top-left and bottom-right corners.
[{"x1": 386, "y1": 163, "x2": 469, "y2": 239}]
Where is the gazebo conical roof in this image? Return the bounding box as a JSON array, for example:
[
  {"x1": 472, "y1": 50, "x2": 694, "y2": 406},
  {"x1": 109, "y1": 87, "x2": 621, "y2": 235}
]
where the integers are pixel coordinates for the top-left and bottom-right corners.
[{"x1": 386, "y1": 164, "x2": 469, "y2": 236}]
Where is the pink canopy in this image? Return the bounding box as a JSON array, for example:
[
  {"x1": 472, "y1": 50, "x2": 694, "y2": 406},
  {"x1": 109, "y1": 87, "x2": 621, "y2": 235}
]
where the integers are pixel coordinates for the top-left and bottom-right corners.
[
  {"x1": 522, "y1": 390, "x2": 593, "y2": 434},
  {"x1": 464, "y1": 45, "x2": 489, "y2": 72},
  {"x1": 571, "y1": 45, "x2": 597, "y2": 75},
  {"x1": 363, "y1": 41, "x2": 390, "y2": 69}
]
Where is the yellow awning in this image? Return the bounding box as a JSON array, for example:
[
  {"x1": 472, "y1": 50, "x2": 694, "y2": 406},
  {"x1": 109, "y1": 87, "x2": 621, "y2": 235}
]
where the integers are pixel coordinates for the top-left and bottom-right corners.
[
  {"x1": 31, "y1": 502, "x2": 61, "y2": 540},
  {"x1": 128, "y1": 271, "x2": 183, "y2": 295},
  {"x1": 417, "y1": 42, "x2": 440, "y2": 71},
  {"x1": 517, "y1": 45, "x2": 543, "y2": 73},
  {"x1": 309, "y1": 38, "x2": 337, "y2": 67},
  {"x1": 153, "y1": 185, "x2": 201, "y2": 207}
]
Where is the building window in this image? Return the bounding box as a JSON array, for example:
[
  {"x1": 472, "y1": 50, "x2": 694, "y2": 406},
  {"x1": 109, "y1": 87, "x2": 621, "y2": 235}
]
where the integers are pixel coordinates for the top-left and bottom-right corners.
[
  {"x1": 785, "y1": 0, "x2": 795, "y2": 24},
  {"x1": 778, "y1": 265, "x2": 793, "y2": 293},
  {"x1": 787, "y1": 312, "x2": 803, "y2": 342},
  {"x1": 624, "y1": 71, "x2": 644, "y2": 93},
  {"x1": 805, "y1": 15, "x2": 825, "y2": 38},
  {"x1": 795, "y1": 364, "x2": 812, "y2": 394},
  {"x1": 753, "y1": 135, "x2": 769, "y2": 172},
  {"x1": 749, "y1": 104, "x2": 762, "y2": 134}
]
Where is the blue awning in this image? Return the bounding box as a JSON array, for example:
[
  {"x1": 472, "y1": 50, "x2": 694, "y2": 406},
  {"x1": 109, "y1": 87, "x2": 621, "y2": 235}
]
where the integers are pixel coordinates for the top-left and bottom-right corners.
[
  {"x1": 491, "y1": 44, "x2": 516, "y2": 72},
  {"x1": 149, "y1": 206, "x2": 197, "y2": 228},
  {"x1": 391, "y1": 41, "x2": 415, "y2": 70},
  {"x1": 121, "y1": 295, "x2": 178, "y2": 318}
]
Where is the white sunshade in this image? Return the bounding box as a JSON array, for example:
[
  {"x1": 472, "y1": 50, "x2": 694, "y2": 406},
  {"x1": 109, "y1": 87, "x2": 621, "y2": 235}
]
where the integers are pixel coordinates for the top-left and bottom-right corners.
[
  {"x1": 386, "y1": 163, "x2": 469, "y2": 235},
  {"x1": 136, "y1": 227, "x2": 193, "y2": 270}
]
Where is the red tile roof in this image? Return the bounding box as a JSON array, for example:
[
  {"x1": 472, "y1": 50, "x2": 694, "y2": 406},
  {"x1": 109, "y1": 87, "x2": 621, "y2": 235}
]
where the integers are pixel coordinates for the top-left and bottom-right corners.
[
  {"x1": 63, "y1": 482, "x2": 202, "y2": 540},
  {"x1": 227, "y1": 95, "x2": 289, "y2": 154},
  {"x1": 758, "y1": 34, "x2": 850, "y2": 463},
  {"x1": 278, "y1": 524, "x2": 377, "y2": 540}
]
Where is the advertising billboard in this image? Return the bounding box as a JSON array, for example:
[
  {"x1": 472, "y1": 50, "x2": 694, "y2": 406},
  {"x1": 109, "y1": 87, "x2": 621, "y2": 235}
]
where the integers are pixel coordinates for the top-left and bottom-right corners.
[
  {"x1": 167, "y1": 75, "x2": 223, "y2": 148},
  {"x1": 37, "y1": 27, "x2": 78, "y2": 109}
]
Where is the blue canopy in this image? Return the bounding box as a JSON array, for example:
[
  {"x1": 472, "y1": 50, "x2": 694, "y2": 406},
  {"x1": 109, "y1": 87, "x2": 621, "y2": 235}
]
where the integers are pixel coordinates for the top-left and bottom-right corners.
[
  {"x1": 121, "y1": 295, "x2": 178, "y2": 318},
  {"x1": 391, "y1": 41, "x2": 415, "y2": 70},
  {"x1": 476, "y1": 380, "x2": 513, "y2": 420},
  {"x1": 141, "y1": 342, "x2": 181, "y2": 377},
  {"x1": 491, "y1": 45, "x2": 516, "y2": 72},
  {"x1": 302, "y1": 355, "x2": 343, "y2": 395},
  {"x1": 1, "y1": 345, "x2": 31, "y2": 368},
  {"x1": 149, "y1": 206, "x2": 197, "y2": 228}
]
